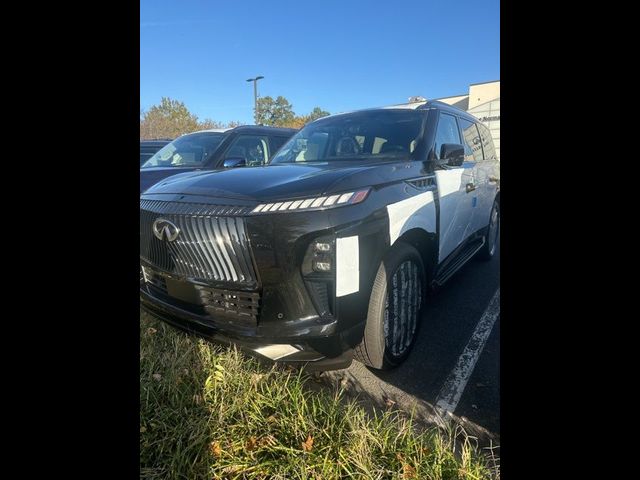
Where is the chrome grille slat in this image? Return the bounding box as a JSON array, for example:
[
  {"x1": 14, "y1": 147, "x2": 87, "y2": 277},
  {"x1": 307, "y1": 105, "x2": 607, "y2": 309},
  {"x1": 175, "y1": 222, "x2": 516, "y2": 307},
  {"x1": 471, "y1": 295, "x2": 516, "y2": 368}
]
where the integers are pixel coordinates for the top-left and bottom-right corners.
[
  {"x1": 176, "y1": 215, "x2": 202, "y2": 278},
  {"x1": 234, "y1": 217, "x2": 256, "y2": 283},
  {"x1": 204, "y1": 217, "x2": 232, "y2": 281},
  {"x1": 194, "y1": 216, "x2": 222, "y2": 281},
  {"x1": 219, "y1": 218, "x2": 244, "y2": 282},
  {"x1": 183, "y1": 215, "x2": 210, "y2": 278},
  {"x1": 165, "y1": 237, "x2": 187, "y2": 276},
  {"x1": 140, "y1": 199, "x2": 257, "y2": 285},
  {"x1": 227, "y1": 217, "x2": 253, "y2": 283},
  {"x1": 211, "y1": 218, "x2": 238, "y2": 282}
]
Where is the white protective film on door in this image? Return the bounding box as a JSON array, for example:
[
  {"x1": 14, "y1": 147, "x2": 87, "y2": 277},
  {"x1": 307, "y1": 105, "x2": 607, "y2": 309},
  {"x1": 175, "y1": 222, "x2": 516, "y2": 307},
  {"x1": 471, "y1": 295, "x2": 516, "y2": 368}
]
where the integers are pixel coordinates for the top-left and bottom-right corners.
[{"x1": 435, "y1": 167, "x2": 475, "y2": 263}]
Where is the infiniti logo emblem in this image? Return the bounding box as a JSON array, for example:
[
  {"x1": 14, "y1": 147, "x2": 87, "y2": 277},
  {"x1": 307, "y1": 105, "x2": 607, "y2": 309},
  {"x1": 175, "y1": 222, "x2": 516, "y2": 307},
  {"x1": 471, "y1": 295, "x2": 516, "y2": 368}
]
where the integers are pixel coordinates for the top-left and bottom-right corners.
[{"x1": 152, "y1": 218, "x2": 180, "y2": 242}]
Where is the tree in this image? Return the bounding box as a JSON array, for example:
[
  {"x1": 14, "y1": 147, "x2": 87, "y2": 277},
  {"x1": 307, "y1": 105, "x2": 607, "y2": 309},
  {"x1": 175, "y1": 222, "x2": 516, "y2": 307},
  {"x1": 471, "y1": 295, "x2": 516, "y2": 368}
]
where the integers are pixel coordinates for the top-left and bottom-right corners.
[
  {"x1": 140, "y1": 98, "x2": 245, "y2": 139},
  {"x1": 306, "y1": 107, "x2": 330, "y2": 122},
  {"x1": 198, "y1": 118, "x2": 244, "y2": 130},
  {"x1": 140, "y1": 97, "x2": 200, "y2": 139},
  {"x1": 284, "y1": 117, "x2": 308, "y2": 129},
  {"x1": 255, "y1": 96, "x2": 295, "y2": 127},
  {"x1": 278, "y1": 106, "x2": 331, "y2": 129},
  {"x1": 140, "y1": 95, "x2": 326, "y2": 138},
  {"x1": 198, "y1": 118, "x2": 226, "y2": 130}
]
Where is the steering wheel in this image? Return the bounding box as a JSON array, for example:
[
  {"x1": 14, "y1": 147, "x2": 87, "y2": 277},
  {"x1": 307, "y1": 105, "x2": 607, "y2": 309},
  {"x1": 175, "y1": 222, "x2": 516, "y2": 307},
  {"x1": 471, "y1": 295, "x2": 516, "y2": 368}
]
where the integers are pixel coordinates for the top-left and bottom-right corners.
[{"x1": 336, "y1": 137, "x2": 361, "y2": 156}]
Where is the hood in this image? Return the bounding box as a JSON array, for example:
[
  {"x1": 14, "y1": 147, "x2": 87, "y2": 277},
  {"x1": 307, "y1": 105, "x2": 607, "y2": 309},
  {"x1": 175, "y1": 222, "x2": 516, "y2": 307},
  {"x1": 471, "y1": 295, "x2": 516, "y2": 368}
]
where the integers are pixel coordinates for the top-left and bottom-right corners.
[
  {"x1": 142, "y1": 163, "x2": 385, "y2": 202},
  {"x1": 140, "y1": 166, "x2": 202, "y2": 194}
]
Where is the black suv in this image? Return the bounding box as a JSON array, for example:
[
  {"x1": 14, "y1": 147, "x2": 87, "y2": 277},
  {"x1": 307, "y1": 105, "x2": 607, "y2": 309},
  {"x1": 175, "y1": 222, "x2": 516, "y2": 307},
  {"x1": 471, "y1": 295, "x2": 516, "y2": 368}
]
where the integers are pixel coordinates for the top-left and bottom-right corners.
[
  {"x1": 140, "y1": 126, "x2": 296, "y2": 193},
  {"x1": 140, "y1": 101, "x2": 500, "y2": 371}
]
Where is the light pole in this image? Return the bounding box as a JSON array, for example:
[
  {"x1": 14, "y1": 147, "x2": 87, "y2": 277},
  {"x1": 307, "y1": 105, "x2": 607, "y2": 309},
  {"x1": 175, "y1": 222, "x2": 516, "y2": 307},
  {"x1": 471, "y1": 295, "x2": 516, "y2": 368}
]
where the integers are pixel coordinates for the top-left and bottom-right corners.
[{"x1": 246, "y1": 76, "x2": 264, "y2": 124}]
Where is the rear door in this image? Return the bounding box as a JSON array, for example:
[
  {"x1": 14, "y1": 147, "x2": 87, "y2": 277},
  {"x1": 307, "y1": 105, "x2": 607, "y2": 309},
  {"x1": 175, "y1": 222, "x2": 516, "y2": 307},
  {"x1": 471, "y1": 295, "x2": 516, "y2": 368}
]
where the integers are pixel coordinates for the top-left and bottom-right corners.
[
  {"x1": 469, "y1": 122, "x2": 499, "y2": 233},
  {"x1": 434, "y1": 112, "x2": 475, "y2": 263},
  {"x1": 457, "y1": 118, "x2": 485, "y2": 239}
]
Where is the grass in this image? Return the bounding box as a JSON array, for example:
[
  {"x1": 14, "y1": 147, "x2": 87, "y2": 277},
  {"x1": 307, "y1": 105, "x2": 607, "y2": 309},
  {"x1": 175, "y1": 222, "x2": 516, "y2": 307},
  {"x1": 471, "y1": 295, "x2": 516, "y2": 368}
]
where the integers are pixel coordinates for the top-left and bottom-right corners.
[{"x1": 140, "y1": 312, "x2": 498, "y2": 479}]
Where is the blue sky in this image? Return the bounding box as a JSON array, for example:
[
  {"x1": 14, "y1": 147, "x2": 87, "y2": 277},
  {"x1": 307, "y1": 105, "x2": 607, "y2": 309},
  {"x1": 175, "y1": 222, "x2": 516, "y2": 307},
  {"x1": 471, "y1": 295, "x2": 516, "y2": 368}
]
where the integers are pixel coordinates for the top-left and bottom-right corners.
[{"x1": 140, "y1": 0, "x2": 499, "y2": 124}]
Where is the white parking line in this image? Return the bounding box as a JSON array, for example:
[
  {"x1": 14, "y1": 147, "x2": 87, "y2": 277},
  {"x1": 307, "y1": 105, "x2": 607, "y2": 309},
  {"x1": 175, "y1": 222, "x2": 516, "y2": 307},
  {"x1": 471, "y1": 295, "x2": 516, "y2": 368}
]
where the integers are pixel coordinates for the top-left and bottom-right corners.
[{"x1": 434, "y1": 288, "x2": 500, "y2": 417}]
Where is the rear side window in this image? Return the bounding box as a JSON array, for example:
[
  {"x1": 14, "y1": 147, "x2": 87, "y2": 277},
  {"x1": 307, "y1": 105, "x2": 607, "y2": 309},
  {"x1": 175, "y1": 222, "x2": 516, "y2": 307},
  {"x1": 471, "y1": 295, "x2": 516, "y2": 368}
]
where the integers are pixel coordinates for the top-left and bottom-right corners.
[
  {"x1": 459, "y1": 118, "x2": 484, "y2": 163},
  {"x1": 434, "y1": 113, "x2": 461, "y2": 159},
  {"x1": 478, "y1": 123, "x2": 496, "y2": 161}
]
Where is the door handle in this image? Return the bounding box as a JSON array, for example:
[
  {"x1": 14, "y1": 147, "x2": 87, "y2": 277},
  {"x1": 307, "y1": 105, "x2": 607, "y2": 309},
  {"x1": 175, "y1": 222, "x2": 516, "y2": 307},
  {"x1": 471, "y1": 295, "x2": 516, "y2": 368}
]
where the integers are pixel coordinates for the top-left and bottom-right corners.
[{"x1": 466, "y1": 183, "x2": 476, "y2": 193}]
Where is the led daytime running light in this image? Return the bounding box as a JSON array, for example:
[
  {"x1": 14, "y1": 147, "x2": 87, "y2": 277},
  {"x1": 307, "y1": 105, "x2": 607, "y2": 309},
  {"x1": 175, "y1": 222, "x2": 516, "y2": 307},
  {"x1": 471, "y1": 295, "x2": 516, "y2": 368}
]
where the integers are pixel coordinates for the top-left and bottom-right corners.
[{"x1": 251, "y1": 188, "x2": 370, "y2": 214}]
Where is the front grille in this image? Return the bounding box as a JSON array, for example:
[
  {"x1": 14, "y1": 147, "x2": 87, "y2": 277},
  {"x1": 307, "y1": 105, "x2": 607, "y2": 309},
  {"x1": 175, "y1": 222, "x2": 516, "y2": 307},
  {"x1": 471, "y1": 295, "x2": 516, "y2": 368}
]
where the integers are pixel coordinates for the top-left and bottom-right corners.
[
  {"x1": 200, "y1": 288, "x2": 261, "y2": 323},
  {"x1": 140, "y1": 199, "x2": 258, "y2": 286},
  {"x1": 141, "y1": 265, "x2": 260, "y2": 326}
]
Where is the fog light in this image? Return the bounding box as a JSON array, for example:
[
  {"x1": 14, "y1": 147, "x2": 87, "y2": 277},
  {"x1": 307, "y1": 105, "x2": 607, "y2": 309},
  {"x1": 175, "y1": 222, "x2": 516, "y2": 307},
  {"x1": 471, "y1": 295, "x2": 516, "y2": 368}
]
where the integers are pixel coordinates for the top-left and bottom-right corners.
[
  {"x1": 313, "y1": 261, "x2": 332, "y2": 272},
  {"x1": 314, "y1": 242, "x2": 332, "y2": 253}
]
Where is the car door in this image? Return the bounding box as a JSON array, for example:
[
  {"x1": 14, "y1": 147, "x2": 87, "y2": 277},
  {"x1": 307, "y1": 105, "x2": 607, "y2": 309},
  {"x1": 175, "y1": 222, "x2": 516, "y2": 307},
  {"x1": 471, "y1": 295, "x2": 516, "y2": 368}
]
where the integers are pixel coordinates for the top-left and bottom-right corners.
[
  {"x1": 457, "y1": 118, "x2": 485, "y2": 238},
  {"x1": 472, "y1": 122, "x2": 499, "y2": 233},
  {"x1": 434, "y1": 112, "x2": 475, "y2": 263}
]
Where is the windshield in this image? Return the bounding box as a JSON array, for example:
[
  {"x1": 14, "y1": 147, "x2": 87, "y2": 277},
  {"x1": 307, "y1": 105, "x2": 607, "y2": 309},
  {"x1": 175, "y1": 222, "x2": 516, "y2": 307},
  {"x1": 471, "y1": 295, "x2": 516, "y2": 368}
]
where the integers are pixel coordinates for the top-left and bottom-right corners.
[
  {"x1": 141, "y1": 133, "x2": 226, "y2": 169},
  {"x1": 270, "y1": 110, "x2": 426, "y2": 164}
]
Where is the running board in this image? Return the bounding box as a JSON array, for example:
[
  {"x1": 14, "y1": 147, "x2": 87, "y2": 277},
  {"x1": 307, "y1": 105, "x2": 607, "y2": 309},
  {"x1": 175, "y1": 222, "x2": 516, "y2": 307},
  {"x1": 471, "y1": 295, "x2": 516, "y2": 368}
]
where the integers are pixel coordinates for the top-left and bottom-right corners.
[{"x1": 432, "y1": 238, "x2": 485, "y2": 287}]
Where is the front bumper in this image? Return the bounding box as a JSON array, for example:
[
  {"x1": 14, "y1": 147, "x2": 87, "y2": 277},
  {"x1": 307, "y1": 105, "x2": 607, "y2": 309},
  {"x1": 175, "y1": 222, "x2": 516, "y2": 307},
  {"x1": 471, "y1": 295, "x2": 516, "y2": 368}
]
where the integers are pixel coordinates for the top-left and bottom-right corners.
[
  {"x1": 138, "y1": 192, "x2": 387, "y2": 371},
  {"x1": 140, "y1": 282, "x2": 356, "y2": 371}
]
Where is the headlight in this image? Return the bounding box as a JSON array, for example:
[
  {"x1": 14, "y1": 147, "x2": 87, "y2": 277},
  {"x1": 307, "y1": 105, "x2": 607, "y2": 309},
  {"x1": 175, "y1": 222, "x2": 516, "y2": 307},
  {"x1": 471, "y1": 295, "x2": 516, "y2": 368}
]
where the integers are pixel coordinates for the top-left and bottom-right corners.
[
  {"x1": 302, "y1": 236, "x2": 336, "y2": 317},
  {"x1": 251, "y1": 188, "x2": 370, "y2": 214},
  {"x1": 312, "y1": 241, "x2": 333, "y2": 272}
]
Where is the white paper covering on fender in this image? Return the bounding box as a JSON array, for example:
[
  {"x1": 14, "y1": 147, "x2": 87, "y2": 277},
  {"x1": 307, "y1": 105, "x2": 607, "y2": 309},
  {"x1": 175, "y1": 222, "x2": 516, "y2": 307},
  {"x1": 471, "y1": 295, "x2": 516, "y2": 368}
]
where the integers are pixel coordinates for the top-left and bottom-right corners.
[
  {"x1": 336, "y1": 236, "x2": 359, "y2": 297},
  {"x1": 387, "y1": 191, "x2": 436, "y2": 245}
]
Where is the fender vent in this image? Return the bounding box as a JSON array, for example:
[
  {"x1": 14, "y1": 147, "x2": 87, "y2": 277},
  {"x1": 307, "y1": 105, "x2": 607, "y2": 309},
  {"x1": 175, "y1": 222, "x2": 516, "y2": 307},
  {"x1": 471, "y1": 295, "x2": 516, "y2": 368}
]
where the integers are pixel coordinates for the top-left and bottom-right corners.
[{"x1": 407, "y1": 176, "x2": 436, "y2": 190}]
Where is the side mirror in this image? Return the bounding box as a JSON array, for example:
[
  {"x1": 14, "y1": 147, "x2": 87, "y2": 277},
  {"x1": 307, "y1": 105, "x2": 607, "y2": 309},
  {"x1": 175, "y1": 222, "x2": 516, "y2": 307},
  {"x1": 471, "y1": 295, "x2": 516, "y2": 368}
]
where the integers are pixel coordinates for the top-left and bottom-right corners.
[
  {"x1": 222, "y1": 157, "x2": 246, "y2": 168},
  {"x1": 439, "y1": 143, "x2": 465, "y2": 167}
]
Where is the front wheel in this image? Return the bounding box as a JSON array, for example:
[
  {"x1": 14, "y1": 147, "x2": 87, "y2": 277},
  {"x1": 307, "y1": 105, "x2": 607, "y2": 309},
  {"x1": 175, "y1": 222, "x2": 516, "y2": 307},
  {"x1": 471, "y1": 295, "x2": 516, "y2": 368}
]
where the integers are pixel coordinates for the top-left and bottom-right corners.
[
  {"x1": 478, "y1": 200, "x2": 500, "y2": 260},
  {"x1": 354, "y1": 242, "x2": 425, "y2": 370}
]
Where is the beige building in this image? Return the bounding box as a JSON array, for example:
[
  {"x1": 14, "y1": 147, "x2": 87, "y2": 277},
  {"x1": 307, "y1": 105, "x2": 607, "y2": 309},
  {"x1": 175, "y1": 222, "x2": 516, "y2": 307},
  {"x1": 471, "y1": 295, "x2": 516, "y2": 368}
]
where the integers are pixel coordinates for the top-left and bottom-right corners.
[{"x1": 437, "y1": 80, "x2": 500, "y2": 160}]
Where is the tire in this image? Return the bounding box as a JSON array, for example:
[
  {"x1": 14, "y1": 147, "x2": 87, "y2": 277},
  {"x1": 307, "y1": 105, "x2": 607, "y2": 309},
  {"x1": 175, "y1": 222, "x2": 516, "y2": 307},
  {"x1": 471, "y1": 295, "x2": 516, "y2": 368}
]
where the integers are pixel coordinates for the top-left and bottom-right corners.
[
  {"x1": 354, "y1": 242, "x2": 425, "y2": 370},
  {"x1": 478, "y1": 200, "x2": 500, "y2": 261}
]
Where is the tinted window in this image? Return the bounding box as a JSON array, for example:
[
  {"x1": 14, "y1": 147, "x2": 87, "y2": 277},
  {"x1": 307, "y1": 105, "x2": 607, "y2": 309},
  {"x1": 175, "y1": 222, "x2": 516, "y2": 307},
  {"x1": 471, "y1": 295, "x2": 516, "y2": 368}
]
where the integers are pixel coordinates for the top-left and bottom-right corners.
[
  {"x1": 270, "y1": 110, "x2": 425, "y2": 164},
  {"x1": 141, "y1": 133, "x2": 225, "y2": 169},
  {"x1": 269, "y1": 136, "x2": 290, "y2": 158},
  {"x1": 478, "y1": 123, "x2": 496, "y2": 161},
  {"x1": 459, "y1": 118, "x2": 483, "y2": 163},
  {"x1": 434, "y1": 113, "x2": 461, "y2": 160},
  {"x1": 140, "y1": 153, "x2": 153, "y2": 166},
  {"x1": 288, "y1": 132, "x2": 329, "y2": 162},
  {"x1": 224, "y1": 135, "x2": 270, "y2": 166}
]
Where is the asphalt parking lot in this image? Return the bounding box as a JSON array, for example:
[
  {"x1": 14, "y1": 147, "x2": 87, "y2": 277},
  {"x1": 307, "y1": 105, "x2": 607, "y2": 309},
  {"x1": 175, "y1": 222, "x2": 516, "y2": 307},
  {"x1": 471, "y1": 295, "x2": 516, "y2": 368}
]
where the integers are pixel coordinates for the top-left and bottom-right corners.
[{"x1": 323, "y1": 239, "x2": 500, "y2": 443}]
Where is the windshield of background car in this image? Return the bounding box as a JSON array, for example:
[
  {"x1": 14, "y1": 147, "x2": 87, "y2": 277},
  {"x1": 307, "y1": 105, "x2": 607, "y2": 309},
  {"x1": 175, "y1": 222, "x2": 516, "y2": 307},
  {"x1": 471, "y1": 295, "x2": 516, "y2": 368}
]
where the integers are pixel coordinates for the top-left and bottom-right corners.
[
  {"x1": 141, "y1": 133, "x2": 226, "y2": 168},
  {"x1": 269, "y1": 110, "x2": 425, "y2": 164}
]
